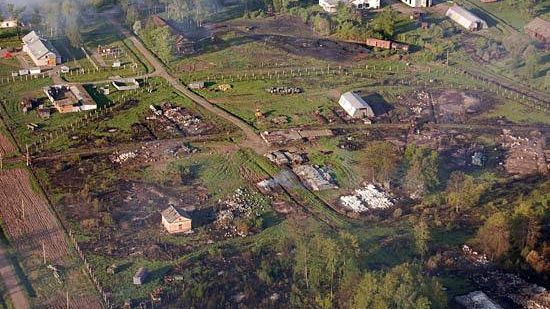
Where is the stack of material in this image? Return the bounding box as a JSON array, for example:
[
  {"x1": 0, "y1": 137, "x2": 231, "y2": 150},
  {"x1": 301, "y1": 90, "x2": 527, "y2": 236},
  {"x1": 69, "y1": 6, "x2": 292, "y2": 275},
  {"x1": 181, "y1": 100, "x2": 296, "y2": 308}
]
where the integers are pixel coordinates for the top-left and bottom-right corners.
[
  {"x1": 292, "y1": 165, "x2": 338, "y2": 191},
  {"x1": 340, "y1": 184, "x2": 393, "y2": 213}
]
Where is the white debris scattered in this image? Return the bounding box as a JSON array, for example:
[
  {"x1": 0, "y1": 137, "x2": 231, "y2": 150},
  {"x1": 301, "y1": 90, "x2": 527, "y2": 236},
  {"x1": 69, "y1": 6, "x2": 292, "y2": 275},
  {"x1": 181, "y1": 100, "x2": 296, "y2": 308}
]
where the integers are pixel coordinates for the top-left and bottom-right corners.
[
  {"x1": 293, "y1": 165, "x2": 338, "y2": 191},
  {"x1": 340, "y1": 184, "x2": 394, "y2": 213},
  {"x1": 110, "y1": 151, "x2": 137, "y2": 164}
]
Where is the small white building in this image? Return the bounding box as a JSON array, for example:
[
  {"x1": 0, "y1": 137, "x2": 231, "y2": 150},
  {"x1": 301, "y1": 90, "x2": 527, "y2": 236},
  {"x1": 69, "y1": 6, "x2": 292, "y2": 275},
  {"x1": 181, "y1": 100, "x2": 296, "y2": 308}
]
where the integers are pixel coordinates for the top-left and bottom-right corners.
[
  {"x1": 29, "y1": 67, "x2": 41, "y2": 75},
  {"x1": 0, "y1": 20, "x2": 18, "y2": 29},
  {"x1": 446, "y1": 5, "x2": 488, "y2": 31},
  {"x1": 319, "y1": 0, "x2": 379, "y2": 13},
  {"x1": 400, "y1": 0, "x2": 431, "y2": 7},
  {"x1": 338, "y1": 92, "x2": 374, "y2": 118},
  {"x1": 22, "y1": 31, "x2": 61, "y2": 67}
]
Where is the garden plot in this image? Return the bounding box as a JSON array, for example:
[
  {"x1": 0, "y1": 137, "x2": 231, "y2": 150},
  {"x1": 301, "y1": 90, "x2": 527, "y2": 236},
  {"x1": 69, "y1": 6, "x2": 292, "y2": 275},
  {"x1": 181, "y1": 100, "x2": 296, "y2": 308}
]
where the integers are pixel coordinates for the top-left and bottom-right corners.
[{"x1": 339, "y1": 184, "x2": 394, "y2": 213}]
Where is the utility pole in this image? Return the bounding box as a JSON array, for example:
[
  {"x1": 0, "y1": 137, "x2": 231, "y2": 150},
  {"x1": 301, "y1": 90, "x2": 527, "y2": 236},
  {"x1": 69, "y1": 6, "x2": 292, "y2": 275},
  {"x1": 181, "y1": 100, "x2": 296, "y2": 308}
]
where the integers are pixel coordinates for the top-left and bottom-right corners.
[
  {"x1": 0, "y1": 154, "x2": 3, "y2": 170},
  {"x1": 21, "y1": 199, "x2": 24, "y2": 219},
  {"x1": 25, "y1": 144, "x2": 30, "y2": 167},
  {"x1": 66, "y1": 290, "x2": 69, "y2": 309},
  {"x1": 42, "y1": 242, "x2": 46, "y2": 264}
]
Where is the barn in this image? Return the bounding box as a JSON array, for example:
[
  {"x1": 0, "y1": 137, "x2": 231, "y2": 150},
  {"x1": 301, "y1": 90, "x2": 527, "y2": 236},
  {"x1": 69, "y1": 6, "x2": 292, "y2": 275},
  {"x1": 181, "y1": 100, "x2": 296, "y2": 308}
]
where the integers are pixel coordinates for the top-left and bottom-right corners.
[
  {"x1": 446, "y1": 5, "x2": 488, "y2": 31},
  {"x1": 524, "y1": 18, "x2": 550, "y2": 46},
  {"x1": 338, "y1": 92, "x2": 374, "y2": 118},
  {"x1": 161, "y1": 206, "x2": 192, "y2": 234}
]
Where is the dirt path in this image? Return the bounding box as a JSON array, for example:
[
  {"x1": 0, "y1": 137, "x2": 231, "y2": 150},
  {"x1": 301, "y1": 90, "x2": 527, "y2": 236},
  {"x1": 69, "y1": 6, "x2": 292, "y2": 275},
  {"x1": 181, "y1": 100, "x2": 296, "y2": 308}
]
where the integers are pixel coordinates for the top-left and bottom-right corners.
[
  {"x1": 105, "y1": 11, "x2": 269, "y2": 155},
  {"x1": 0, "y1": 244, "x2": 30, "y2": 309}
]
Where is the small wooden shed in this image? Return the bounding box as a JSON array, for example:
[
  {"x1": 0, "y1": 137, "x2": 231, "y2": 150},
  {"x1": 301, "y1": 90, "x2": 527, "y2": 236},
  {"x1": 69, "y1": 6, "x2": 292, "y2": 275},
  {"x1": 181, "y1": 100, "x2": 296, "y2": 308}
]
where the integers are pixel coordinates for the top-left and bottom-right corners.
[
  {"x1": 161, "y1": 206, "x2": 192, "y2": 234},
  {"x1": 133, "y1": 267, "x2": 148, "y2": 285}
]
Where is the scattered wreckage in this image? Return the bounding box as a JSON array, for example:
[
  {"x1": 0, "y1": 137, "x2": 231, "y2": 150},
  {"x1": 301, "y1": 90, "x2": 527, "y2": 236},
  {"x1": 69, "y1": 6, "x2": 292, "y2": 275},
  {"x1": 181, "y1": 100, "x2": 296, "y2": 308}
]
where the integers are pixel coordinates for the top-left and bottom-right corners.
[{"x1": 265, "y1": 87, "x2": 303, "y2": 95}]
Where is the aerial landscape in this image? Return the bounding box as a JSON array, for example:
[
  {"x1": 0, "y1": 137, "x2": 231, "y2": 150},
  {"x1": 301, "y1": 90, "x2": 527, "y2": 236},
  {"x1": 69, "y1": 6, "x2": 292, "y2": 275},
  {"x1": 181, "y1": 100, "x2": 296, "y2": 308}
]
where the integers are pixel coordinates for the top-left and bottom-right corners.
[{"x1": 0, "y1": 0, "x2": 548, "y2": 308}]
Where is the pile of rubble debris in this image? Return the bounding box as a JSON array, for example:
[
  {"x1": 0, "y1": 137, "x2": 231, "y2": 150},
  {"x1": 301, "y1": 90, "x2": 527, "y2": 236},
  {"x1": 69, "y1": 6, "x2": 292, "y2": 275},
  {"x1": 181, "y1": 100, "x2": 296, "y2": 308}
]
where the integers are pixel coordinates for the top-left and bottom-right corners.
[
  {"x1": 260, "y1": 129, "x2": 333, "y2": 145},
  {"x1": 396, "y1": 89, "x2": 433, "y2": 122},
  {"x1": 257, "y1": 170, "x2": 300, "y2": 194},
  {"x1": 501, "y1": 130, "x2": 548, "y2": 176},
  {"x1": 455, "y1": 291, "x2": 502, "y2": 309},
  {"x1": 292, "y1": 165, "x2": 337, "y2": 191},
  {"x1": 462, "y1": 245, "x2": 489, "y2": 266},
  {"x1": 109, "y1": 142, "x2": 196, "y2": 165},
  {"x1": 265, "y1": 87, "x2": 303, "y2": 95},
  {"x1": 339, "y1": 184, "x2": 394, "y2": 213},
  {"x1": 214, "y1": 188, "x2": 267, "y2": 237},
  {"x1": 265, "y1": 150, "x2": 307, "y2": 166},
  {"x1": 145, "y1": 102, "x2": 214, "y2": 137},
  {"x1": 472, "y1": 270, "x2": 550, "y2": 309}
]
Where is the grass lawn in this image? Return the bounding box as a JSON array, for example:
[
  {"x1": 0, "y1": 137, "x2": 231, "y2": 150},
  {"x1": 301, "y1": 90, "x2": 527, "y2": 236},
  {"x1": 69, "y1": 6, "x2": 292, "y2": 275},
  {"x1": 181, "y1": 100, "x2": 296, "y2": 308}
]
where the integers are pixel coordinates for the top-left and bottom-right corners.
[{"x1": 483, "y1": 101, "x2": 550, "y2": 125}]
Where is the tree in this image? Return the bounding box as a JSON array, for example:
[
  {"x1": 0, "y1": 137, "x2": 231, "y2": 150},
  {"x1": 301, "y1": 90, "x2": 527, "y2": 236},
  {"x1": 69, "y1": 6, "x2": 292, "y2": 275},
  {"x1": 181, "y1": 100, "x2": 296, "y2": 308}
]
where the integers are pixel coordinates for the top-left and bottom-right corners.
[
  {"x1": 403, "y1": 144, "x2": 440, "y2": 198},
  {"x1": 413, "y1": 219, "x2": 430, "y2": 258},
  {"x1": 476, "y1": 212, "x2": 510, "y2": 260},
  {"x1": 446, "y1": 171, "x2": 488, "y2": 213},
  {"x1": 372, "y1": 7, "x2": 398, "y2": 39},
  {"x1": 362, "y1": 141, "x2": 399, "y2": 189}
]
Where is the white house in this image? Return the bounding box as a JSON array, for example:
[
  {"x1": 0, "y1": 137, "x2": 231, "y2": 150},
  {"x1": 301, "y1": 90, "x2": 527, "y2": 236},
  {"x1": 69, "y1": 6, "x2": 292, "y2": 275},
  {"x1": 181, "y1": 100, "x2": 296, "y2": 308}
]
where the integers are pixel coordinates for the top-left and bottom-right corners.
[
  {"x1": 446, "y1": 5, "x2": 488, "y2": 31},
  {"x1": 0, "y1": 20, "x2": 18, "y2": 28},
  {"x1": 338, "y1": 92, "x2": 374, "y2": 118},
  {"x1": 22, "y1": 31, "x2": 61, "y2": 67},
  {"x1": 400, "y1": 0, "x2": 431, "y2": 8},
  {"x1": 319, "y1": 0, "x2": 379, "y2": 13}
]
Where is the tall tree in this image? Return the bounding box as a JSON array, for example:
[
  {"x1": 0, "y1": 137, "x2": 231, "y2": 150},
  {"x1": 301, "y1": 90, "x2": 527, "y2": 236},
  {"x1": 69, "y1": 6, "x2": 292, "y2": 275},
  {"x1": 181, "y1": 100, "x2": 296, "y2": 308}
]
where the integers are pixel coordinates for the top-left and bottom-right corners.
[{"x1": 362, "y1": 141, "x2": 399, "y2": 189}]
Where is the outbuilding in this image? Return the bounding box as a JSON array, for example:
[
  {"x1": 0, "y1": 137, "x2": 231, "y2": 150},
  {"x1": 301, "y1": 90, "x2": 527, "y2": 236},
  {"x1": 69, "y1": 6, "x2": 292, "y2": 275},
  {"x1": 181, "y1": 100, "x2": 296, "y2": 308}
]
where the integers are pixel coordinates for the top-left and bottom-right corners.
[
  {"x1": 60, "y1": 65, "x2": 70, "y2": 73},
  {"x1": 338, "y1": 92, "x2": 374, "y2": 118},
  {"x1": 161, "y1": 206, "x2": 192, "y2": 234},
  {"x1": 29, "y1": 67, "x2": 41, "y2": 75},
  {"x1": 400, "y1": 0, "x2": 431, "y2": 8},
  {"x1": 524, "y1": 17, "x2": 550, "y2": 46},
  {"x1": 0, "y1": 20, "x2": 18, "y2": 29},
  {"x1": 133, "y1": 267, "x2": 148, "y2": 285},
  {"x1": 188, "y1": 81, "x2": 206, "y2": 90},
  {"x1": 446, "y1": 5, "x2": 488, "y2": 31}
]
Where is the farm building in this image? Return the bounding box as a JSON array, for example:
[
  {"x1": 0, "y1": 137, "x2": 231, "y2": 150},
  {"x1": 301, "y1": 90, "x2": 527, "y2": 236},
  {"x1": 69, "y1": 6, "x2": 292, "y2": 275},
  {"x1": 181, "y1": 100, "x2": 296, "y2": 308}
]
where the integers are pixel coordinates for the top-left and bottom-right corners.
[
  {"x1": 400, "y1": 0, "x2": 431, "y2": 8},
  {"x1": 133, "y1": 267, "x2": 148, "y2": 285},
  {"x1": 524, "y1": 18, "x2": 550, "y2": 46},
  {"x1": 338, "y1": 92, "x2": 374, "y2": 118},
  {"x1": 446, "y1": 5, "x2": 488, "y2": 31},
  {"x1": 188, "y1": 81, "x2": 205, "y2": 89},
  {"x1": 112, "y1": 78, "x2": 140, "y2": 91},
  {"x1": 22, "y1": 31, "x2": 61, "y2": 67},
  {"x1": 43, "y1": 85, "x2": 97, "y2": 113},
  {"x1": 319, "y1": 0, "x2": 380, "y2": 13},
  {"x1": 0, "y1": 20, "x2": 18, "y2": 28},
  {"x1": 161, "y1": 206, "x2": 192, "y2": 234}
]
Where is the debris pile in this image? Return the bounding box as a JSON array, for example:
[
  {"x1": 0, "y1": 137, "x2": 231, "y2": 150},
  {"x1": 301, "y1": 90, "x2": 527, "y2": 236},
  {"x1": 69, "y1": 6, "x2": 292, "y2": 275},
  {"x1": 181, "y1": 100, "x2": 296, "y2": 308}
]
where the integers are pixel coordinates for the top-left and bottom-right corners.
[
  {"x1": 214, "y1": 188, "x2": 267, "y2": 237},
  {"x1": 339, "y1": 184, "x2": 394, "y2": 213},
  {"x1": 455, "y1": 291, "x2": 502, "y2": 309},
  {"x1": 501, "y1": 130, "x2": 547, "y2": 176},
  {"x1": 462, "y1": 245, "x2": 489, "y2": 266},
  {"x1": 109, "y1": 142, "x2": 196, "y2": 165},
  {"x1": 265, "y1": 150, "x2": 307, "y2": 166},
  {"x1": 265, "y1": 87, "x2": 303, "y2": 95},
  {"x1": 292, "y1": 165, "x2": 337, "y2": 191},
  {"x1": 260, "y1": 129, "x2": 333, "y2": 145},
  {"x1": 472, "y1": 270, "x2": 550, "y2": 309}
]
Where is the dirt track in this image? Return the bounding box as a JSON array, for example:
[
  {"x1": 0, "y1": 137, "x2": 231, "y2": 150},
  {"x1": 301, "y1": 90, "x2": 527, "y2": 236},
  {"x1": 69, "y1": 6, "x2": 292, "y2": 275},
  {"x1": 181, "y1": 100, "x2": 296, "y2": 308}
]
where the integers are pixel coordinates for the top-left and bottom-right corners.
[
  {"x1": 0, "y1": 168, "x2": 102, "y2": 309},
  {"x1": 0, "y1": 244, "x2": 30, "y2": 309}
]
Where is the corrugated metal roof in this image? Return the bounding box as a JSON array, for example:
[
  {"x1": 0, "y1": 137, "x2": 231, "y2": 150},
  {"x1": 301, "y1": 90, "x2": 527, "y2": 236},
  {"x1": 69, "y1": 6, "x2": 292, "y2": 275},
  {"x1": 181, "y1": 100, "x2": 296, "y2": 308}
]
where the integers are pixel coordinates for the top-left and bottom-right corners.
[
  {"x1": 340, "y1": 92, "x2": 369, "y2": 110},
  {"x1": 161, "y1": 205, "x2": 190, "y2": 224},
  {"x1": 446, "y1": 5, "x2": 487, "y2": 30},
  {"x1": 23, "y1": 31, "x2": 57, "y2": 60}
]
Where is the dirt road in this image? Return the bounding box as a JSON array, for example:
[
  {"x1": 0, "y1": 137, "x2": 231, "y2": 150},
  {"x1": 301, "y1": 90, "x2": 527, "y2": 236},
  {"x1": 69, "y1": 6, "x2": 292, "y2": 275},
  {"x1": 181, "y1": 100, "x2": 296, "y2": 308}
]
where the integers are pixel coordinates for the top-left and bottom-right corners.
[
  {"x1": 107, "y1": 13, "x2": 269, "y2": 154},
  {"x1": 0, "y1": 244, "x2": 30, "y2": 309}
]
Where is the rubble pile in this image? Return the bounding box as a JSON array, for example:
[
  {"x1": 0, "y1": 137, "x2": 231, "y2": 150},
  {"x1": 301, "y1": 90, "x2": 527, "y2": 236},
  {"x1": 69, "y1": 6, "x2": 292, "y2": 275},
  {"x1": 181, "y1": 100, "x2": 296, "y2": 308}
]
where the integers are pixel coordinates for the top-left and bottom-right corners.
[
  {"x1": 109, "y1": 142, "x2": 196, "y2": 165},
  {"x1": 214, "y1": 188, "x2": 267, "y2": 237},
  {"x1": 462, "y1": 245, "x2": 489, "y2": 265},
  {"x1": 265, "y1": 150, "x2": 307, "y2": 166},
  {"x1": 265, "y1": 87, "x2": 303, "y2": 95},
  {"x1": 161, "y1": 103, "x2": 210, "y2": 135},
  {"x1": 455, "y1": 291, "x2": 502, "y2": 309},
  {"x1": 260, "y1": 129, "x2": 333, "y2": 145},
  {"x1": 292, "y1": 165, "x2": 338, "y2": 191},
  {"x1": 472, "y1": 270, "x2": 550, "y2": 309},
  {"x1": 501, "y1": 130, "x2": 547, "y2": 176},
  {"x1": 396, "y1": 90, "x2": 432, "y2": 121},
  {"x1": 339, "y1": 184, "x2": 394, "y2": 213}
]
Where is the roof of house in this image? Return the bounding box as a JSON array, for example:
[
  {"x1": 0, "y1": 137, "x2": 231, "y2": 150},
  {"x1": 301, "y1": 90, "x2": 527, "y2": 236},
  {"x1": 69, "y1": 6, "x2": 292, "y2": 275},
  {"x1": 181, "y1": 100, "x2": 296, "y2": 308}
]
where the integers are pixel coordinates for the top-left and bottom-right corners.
[
  {"x1": 150, "y1": 15, "x2": 169, "y2": 27},
  {"x1": 23, "y1": 31, "x2": 57, "y2": 60},
  {"x1": 339, "y1": 92, "x2": 370, "y2": 110},
  {"x1": 161, "y1": 205, "x2": 190, "y2": 224},
  {"x1": 524, "y1": 17, "x2": 550, "y2": 39}
]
